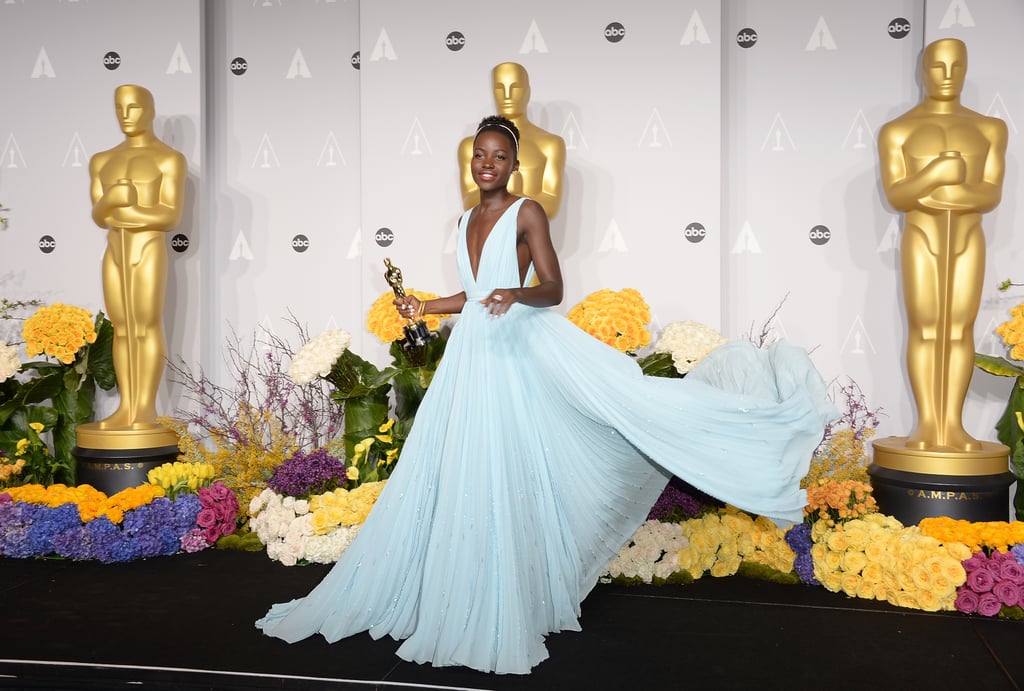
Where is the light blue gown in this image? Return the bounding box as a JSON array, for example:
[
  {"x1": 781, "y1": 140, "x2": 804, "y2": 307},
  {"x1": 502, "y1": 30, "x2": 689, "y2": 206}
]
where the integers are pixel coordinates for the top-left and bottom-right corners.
[{"x1": 256, "y1": 197, "x2": 835, "y2": 674}]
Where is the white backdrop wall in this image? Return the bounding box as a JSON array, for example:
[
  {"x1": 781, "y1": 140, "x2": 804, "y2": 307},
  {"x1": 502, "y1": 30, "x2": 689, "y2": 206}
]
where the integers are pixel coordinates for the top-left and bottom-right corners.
[{"x1": 1, "y1": 0, "x2": 1022, "y2": 451}]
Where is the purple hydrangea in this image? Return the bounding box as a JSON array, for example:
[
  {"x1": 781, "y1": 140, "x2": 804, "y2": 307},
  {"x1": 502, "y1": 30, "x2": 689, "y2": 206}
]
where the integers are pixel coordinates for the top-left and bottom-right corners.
[
  {"x1": 268, "y1": 448, "x2": 348, "y2": 498},
  {"x1": 647, "y1": 483, "x2": 702, "y2": 522},
  {"x1": 1012, "y1": 544, "x2": 1024, "y2": 567},
  {"x1": 785, "y1": 523, "x2": 819, "y2": 586}
]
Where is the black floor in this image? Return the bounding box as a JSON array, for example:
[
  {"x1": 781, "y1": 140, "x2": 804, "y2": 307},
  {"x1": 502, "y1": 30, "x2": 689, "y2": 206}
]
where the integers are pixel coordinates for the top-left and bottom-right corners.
[{"x1": 1, "y1": 549, "x2": 1021, "y2": 691}]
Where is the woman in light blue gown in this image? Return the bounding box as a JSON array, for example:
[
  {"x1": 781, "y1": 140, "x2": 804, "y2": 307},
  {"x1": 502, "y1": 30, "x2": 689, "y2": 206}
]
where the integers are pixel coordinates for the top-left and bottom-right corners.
[{"x1": 256, "y1": 116, "x2": 836, "y2": 674}]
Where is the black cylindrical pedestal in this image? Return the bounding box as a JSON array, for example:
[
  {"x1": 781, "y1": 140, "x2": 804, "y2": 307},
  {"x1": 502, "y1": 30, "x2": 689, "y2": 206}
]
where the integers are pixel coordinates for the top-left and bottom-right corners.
[
  {"x1": 867, "y1": 463, "x2": 1015, "y2": 525},
  {"x1": 74, "y1": 445, "x2": 180, "y2": 495},
  {"x1": 870, "y1": 435, "x2": 1013, "y2": 525}
]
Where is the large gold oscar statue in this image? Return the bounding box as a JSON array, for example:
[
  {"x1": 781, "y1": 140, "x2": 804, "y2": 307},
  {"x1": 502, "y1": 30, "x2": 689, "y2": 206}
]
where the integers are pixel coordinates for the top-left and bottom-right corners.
[
  {"x1": 458, "y1": 62, "x2": 566, "y2": 220},
  {"x1": 870, "y1": 38, "x2": 1013, "y2": 523},
  {"x1": 75, "y1": 84, "x2": 185, "y2": 492}
]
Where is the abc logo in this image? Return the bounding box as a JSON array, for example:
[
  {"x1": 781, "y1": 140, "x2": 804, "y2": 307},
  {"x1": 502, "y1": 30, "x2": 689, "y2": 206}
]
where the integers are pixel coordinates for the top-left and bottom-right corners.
[
  {"x1": 38, "y1": 235, "x2": 56, "y2": 254},
  {"x1": 375, "y1": 228, "x2": 395, "y2": 248},
  {"x1": 604, "y1": 22, "x2": 626, "y2": 43},
  {"x1": 230, "y1": 57, "x2": 248, "y2": 76},
  {"x1": 351, "y1": 51, "x2": 361, "y2": 70},
  {"x1": 809, "y1": 225, "x2": 832, "y2": 246},
  {"x1": 446, "y1": 31, "x2": 466, "y2": 51},
  {"x1": 291, "y1": 234, "x2": 310, "y2": 253},
  {"x1": 170, "y1": 234, "x2": 190, "y2": 253},
  {"x1": 683, "y1": 222, "x2": 707, "y2": 244},
  {"x1": 887, "y1": 18, "x2": 911, "y2": 39},
  {"x1": 736, "y1": 28, "x2": 758, "y2": 48},
  {"x1": 103, "y1": 51, "x2": 122, "y2": 70}
]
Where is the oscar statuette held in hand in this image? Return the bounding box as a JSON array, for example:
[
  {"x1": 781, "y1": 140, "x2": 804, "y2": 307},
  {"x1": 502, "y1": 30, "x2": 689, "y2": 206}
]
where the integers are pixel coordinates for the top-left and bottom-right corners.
[{"x1": 384, "y1": 258, "x2": 437, "y2": 352}]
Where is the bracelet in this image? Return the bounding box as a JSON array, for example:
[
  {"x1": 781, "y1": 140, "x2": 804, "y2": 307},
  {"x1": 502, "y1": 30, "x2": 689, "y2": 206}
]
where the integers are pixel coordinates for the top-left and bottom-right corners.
[{"x1": 418, "y1": 299, "x2": 427, "y2": 318}]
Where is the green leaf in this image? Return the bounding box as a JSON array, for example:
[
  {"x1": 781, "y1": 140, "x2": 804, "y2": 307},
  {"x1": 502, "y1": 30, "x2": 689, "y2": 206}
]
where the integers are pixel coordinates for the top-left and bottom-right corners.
[
  {"x1": 975, "y1": 353, "x2": 1024, "y2": 378},
  {"x1": 1012, "y1": 440, "x2": 1024, "y2": 522},
  {"x1": 636, "y1": 352, "x2": 682, "y2": 378},
  {"x1": 993, "y1": 376, "x2": 1024, "y2": 455},
  {"x1": 88, "y1": 313, "x2": 117, "y2": 391}
]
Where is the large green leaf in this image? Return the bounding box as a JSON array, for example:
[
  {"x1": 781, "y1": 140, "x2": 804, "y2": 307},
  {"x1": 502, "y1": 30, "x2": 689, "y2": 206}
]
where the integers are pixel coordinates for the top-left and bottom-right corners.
[
  {"x1": 975, "y1": 353, "x2": 1024, "y2": 378},
  {"x1": 87, "y1": 312, "x2": 117, "y2": 391},
  {"x1": 1012, "y1": 440, "x2": 1024, "y2": 522},
  {"x1": 0, "y1": 405, "x2": 59, "y2": 455},
  {"x1": 636, "y1": 352, "x2": 682, "y2": 379}
]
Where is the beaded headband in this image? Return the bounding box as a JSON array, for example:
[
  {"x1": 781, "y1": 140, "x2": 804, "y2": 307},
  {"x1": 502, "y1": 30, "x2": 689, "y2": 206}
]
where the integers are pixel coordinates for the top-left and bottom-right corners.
[{"x1": 476, "y1": 123, "x2": 519, "y2": 153}]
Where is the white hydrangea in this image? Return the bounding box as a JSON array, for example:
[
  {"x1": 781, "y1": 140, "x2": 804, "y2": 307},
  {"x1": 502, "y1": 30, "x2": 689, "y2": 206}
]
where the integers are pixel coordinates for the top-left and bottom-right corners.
[
  {"x1": 654, "y1": 320, "x2": 728, "y2": 375},
  {"x1": 288, "y1": 329, "x2": 352, "y2": 385},
  {"x1": 0, "y1": 341, "x2": 20, "y2": 383}
]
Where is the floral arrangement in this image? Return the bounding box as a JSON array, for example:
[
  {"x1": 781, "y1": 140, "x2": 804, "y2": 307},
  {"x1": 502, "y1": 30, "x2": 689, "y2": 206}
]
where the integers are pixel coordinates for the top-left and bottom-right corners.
[
  {"x1": 0, "y1": 302, "x2": 115, "y2": 486},
  {"x1": 366, "y1": 289, "x2": 447, "y2": 344},
  {"x1": 975, "y1": 283, "x2": 1024, "y2": 519},
  {"x1": 267, "y1": 447, "x2": 350, "y2": 499},
  {"x1": 804, "y1": 378, "x2": 882, "y2": 487},
  {"x1": 195, "y1": 482, "x2": 241, "y2": 545},
  {"x1": 603, "y1": 520, "x2": 689, "y2": 583},
  {"x1": 0, "y1": 479, "x2": 239, "y2": 562},
  {"x1": 567, "y1": 288, "x2": 652, "y2": 354},
  {"x1": 803, "y1": 478, "x2": 878, "y2": 527},
  {"x1": 146, "y1": 460, "x2": 218, "y2": 499},
  {"x1": 288, "y1": 329, "x2": 352, "y2": 385},
  {"x1": 810, "y1": 514, "x2": 970, "y2": 611},
  {"x1": 22, "y1": 303, "x2": 97, "y2": 364},
  {"x1": 0, "y1": 341, "x2": 18, "y2": 382},
  {"x1": 652, "y1": 320, "x2": 728, "y2": 375},
  {"x1": 248, "y1": 481, "x2": 385, "y2": 565},
  {"x1": 161, "y1": 318, "x2": 345, "y2": 514}
]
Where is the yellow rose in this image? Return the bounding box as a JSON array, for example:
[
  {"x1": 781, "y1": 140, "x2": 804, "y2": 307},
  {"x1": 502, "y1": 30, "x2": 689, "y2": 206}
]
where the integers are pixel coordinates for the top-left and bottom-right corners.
[
  {"x1": 822, "y1": 572, "x2": 843, "y2": 593},
  {"x1": 841, "y1": 550, "x2": 868, "y2": 574}
]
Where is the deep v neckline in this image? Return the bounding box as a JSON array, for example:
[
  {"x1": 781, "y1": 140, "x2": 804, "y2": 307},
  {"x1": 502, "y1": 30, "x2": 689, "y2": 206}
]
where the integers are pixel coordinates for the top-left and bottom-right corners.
[{"x1": 467, "y1": 199, "x2": 519, "y2": 283}]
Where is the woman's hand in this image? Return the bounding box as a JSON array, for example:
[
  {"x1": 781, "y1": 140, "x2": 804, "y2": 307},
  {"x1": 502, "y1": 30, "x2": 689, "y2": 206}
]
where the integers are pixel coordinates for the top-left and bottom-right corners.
[
  {"x1": 481, "y1": 289, "x2": 517, "y2": 317},
  {"x1": 394, "y1": 295, "x2": 420, "y2": 320}
]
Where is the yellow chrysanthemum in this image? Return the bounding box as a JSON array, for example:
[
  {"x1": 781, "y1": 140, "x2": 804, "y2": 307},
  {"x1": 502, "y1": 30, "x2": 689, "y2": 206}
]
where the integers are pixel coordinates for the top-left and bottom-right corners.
[
  {"x1": 567, "y1": 288, "x2": 651, "y2": 353},
  {"x1": 366, "y1": 290, "x2": 449, "y2": 344},
  {"x1": 21, "y1": 303, "x2": 96, "y2": 362}
]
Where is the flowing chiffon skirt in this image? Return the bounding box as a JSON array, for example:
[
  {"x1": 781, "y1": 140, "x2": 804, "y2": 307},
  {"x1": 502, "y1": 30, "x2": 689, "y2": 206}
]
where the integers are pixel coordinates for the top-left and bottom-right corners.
[{"x1": 256, "y1": 198, "x2": 835, "y2": 674}]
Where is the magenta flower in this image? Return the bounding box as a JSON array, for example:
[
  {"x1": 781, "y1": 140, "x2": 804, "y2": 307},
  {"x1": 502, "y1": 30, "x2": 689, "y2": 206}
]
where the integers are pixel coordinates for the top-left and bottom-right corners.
[
  {"x1": 977, "y1": 592, "x2": 1003, "y2": 617},
  {"x1": 954, "y1": 588, "x2": 979, "y2": 614},
  {"x1": 966, "y1": 568, "x2": 995, "y2": 593},
  {"x1": 993, "y1": 580, "x2": 1020, "y2": 607}
]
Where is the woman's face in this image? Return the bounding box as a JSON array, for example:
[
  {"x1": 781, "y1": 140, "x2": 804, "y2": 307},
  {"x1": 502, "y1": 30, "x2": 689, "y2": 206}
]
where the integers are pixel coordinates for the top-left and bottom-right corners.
[{"x1": 471, "y1": 130, "x2": 518, "y2": 191}]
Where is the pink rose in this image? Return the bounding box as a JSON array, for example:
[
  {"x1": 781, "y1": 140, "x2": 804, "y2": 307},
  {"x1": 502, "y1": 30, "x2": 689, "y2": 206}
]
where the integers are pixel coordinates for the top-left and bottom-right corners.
[
  {"x1": 962, "y1": 552, "x2": 986, "y2": 573},
  {"x1": 203, "y1": 525, "x2": 221, "y2": 544},
  {"x1": 985, "y1": 557, "x2": 1003, "y2": 579},
  {"x1": 954, "y1": 588, "x2": 979, "y2": 614},
  {"x1": 977, "y1": 592, "x2": 1003, "y2": 617},
  {"x1": 993, "y1": 580, "x2": 1020, "y2": 607},
  {"x1": 999, "y1": 559, "x2": 1024, "y2": 585},
  {"x1": 209, "y1": 482, "x2": 231, "y2": 501},
  {"x1": 967, "y1": 568, "x2": 995, "y2": 593},
  {"x1": 198, "y1": 490, "x2": 216, "y2": 509},
  {"x1": 196, "y1": 507, "x2": 218, "y2": 528}
]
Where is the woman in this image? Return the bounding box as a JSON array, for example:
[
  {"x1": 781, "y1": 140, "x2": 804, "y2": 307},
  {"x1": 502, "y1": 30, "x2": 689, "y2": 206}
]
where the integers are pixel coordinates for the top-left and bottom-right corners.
[{"x1": 257, "y1": 115, "x2": 835, "y2": 674}]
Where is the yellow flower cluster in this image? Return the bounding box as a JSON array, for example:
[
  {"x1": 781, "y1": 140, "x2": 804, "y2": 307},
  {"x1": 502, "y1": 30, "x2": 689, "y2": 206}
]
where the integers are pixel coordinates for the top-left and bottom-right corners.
[
  {"x1": 996, "y1": 303, "x2": 1024, "y2": 361},
  {"x1": 802, "y1": 427, "x2": 874, "y2": 488},
  {"x1": 22, "y1": 303, "x2": 97, "y2": 364},
  {"x1": 918, "y1": 517, "x2": 1024, "y2": 554},
  {"x1": 567, "y1": 288, "x2": 651, "y2": 353},
  {"x1": 147, "y1": 461, "x2": 217, "y2": 495},
  {"x1": 307, "y1": 481, "x2": 386, "y2": 535},
  {"x1": 2, "y1": 482, "x2": 166, "y2": 524},
  {"x1": 366, "y1": 290, "x2": 448, "y2": 344},
  {"x1": 676, "y1": 506, "x2": 796, "y2": 580},
  {"x1": 0, "y1": 456, "x2": 26, "y2": 486},
  {"x1": 803, "y1": 478, "x2": 877, "y2": 527},
  {"x1": 811, "y1": 514, "x2": 970, "y2": 612},
  {"x1": 160, "y1": 407, "x2": 297, "y2": 525}
]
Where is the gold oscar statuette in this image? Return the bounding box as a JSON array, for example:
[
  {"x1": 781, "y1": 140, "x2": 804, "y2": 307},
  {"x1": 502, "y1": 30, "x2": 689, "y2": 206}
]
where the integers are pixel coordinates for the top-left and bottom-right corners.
[{"x1": 384, "y1": 258, "x2": 437, "y2": 352}]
